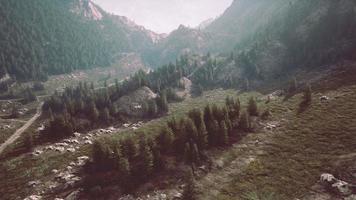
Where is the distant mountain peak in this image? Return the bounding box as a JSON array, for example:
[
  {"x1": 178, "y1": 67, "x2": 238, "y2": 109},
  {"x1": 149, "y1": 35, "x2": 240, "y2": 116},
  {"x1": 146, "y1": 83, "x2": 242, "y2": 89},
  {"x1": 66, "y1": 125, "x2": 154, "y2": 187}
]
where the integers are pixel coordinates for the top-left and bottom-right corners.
[
  {"x1": 196, "y1": 18, "x2": 215, "y2": 30},
  {"x1": 71, "y1": 0, "x2": 103, "y2": 20}
]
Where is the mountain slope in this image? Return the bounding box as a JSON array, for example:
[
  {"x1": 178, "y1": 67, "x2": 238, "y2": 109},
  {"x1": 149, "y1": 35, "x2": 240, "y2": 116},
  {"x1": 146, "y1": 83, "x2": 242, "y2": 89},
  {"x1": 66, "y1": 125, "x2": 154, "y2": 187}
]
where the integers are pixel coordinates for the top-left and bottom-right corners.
[
  {"x1": 0, "y1": 0, "x2": 159, "y2": 81},
  {"x1": 177, "y1": 0, "x2": 356, "y2": 90}
]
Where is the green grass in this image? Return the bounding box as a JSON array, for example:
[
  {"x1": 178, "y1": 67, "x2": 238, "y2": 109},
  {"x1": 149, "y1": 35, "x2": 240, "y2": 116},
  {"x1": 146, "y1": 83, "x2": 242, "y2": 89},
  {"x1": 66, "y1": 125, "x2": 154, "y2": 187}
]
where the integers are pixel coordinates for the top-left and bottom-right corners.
[
  {"x1": 0, "y1": 88, "x2": 244, "y2": 200},
  {"x1": 215, "y1": 85, "x2": 356, "y2": 199},
  {"x1": 3, "y1": 84, "x2": 355, "y2": 200}
]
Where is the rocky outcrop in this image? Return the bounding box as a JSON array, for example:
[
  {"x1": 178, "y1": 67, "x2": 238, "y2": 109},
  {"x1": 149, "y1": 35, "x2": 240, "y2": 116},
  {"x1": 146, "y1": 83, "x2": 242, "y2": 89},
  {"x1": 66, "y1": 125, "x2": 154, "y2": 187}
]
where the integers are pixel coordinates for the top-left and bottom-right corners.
[{"x1": 116, "y1": 86, "x2": 157, "y2": 117}]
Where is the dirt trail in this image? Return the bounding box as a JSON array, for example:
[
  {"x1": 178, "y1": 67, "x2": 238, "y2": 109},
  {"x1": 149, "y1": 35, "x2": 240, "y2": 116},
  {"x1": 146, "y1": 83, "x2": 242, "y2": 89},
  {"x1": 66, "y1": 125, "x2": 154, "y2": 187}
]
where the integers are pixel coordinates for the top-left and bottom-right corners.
[{"x1": 0, "y1": 102, "x2": 43, "y2": 155}]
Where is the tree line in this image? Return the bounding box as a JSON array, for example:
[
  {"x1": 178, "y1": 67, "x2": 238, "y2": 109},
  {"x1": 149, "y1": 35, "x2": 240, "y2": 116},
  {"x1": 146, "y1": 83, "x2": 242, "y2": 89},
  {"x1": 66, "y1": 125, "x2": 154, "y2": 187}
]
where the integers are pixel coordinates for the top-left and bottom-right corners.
[{"x1": 84, "y1": 95, "x2": 261, "y2": 194}]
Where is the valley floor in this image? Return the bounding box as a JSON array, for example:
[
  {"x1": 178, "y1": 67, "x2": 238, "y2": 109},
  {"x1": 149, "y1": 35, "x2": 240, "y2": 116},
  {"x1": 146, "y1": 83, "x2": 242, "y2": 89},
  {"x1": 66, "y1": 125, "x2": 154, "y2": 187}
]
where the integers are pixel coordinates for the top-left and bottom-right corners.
[{"x1": 1, "y1": 84, "x2": 356, "y2": 200}]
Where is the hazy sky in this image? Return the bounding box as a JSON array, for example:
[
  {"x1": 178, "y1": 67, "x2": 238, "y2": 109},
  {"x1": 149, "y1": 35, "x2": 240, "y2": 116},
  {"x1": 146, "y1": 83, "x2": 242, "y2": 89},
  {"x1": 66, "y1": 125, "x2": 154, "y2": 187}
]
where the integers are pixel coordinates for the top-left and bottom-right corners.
[{"x1": 92, "y1": 0, "x2": 233, "y2": 34}]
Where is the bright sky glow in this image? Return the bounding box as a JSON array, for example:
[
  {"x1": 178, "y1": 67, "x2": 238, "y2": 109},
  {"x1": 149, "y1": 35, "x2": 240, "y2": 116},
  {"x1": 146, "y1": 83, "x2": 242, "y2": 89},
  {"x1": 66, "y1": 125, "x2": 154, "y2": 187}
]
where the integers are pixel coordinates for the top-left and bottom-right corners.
[{"x1": 92, "y1": 0, "x2": 233, "y2": 33}]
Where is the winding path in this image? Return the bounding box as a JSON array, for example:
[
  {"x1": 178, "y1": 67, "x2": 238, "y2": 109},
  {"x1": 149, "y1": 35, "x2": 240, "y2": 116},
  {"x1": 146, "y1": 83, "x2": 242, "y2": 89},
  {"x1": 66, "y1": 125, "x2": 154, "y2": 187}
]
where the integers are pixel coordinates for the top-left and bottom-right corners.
[{"x1": 0, "y1": 102, "x2": 43, "y2": 155}]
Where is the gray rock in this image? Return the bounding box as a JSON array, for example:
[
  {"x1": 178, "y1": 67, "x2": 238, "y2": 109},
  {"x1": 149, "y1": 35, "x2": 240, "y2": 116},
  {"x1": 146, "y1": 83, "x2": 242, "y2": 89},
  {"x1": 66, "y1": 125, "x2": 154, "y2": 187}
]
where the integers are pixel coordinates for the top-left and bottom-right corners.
[
  {"x1": 65, "y1": 190, "x2": 81, "y2": 200},
  {"x1": 24, "y1": 195, "x2": 42, "y2": 200}
]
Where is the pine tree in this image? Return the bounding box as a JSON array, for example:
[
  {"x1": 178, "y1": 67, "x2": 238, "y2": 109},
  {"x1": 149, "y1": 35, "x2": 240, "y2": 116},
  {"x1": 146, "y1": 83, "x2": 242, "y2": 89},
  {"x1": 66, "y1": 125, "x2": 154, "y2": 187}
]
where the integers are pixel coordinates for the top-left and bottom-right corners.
[
  {"x1": 187, "y1": 109, "x2": 208, "y2": 150},
  {"x1": 303, "y1": 84, "x2": 312, "y2": 104},
  {"x1": 184, "y1": 119, "x2": 198, "y2": 140},
  {"x1": 99, "y1": 107, "x2": 111, "y2": 123},
  {"x1": 288, "y1": 77, "x2": 298, "y2": 94},
  {"x1": 157, "y1": 127, "x2": 174, "y2": 154},
  {"x1": 92, "y1": 140, "x2": 111, "y2": 171},
  {"x1": 147, "y1": 100, "x2": 158, "y2": 117},
  {"x1": 239, "y1": 112, "x2": 250, "y2": 131},
  {"x1": 89, "y1": 101, "x2": 99, "y2": 122},
  {"x1": 203, "y1": 105, "x2": 214, "y2": 126},
  {"x1": 207, "y1": 120, "x2": 220, "y2": 147},
  {"x1": 137, "y1": 136, "x2": 154, "y2": 179},
  {"x1": 121, "y1": 137, "x2": 137, "y2": 162},
  {"x1": 182, "y1": 172, "x2": 198, "y2": 200},
  {"x1": 248, "y1": 97, "x2": 258, "y2": 116},
  {"x1": 219, "y1": 121, "x2": 229, "y2": 146},
  {"x1": 48, "y1": 108, "x2": 54, "y2": 121},
  {"x1": 158, "y1": 92, "x2": 169, "y2": 113},
  {"x1": 115, "y1": 148, "x2": 131, "y2": 183}
]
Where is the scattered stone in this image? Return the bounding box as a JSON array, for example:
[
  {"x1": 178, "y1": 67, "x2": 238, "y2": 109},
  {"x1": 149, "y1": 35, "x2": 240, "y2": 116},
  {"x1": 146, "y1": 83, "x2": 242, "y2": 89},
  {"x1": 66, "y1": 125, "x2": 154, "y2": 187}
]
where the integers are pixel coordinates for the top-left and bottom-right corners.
[
  {"x1": 24, "y1": 195, "x2": 42, "y2": 200},
  {"x1": 66, "y1": 148, "x2": 76, "y2": 153},
  {"x1": 37, "y1": 125, "x2": 45, "y2": 131},
  {"x1": 52, "y1": 169, "x2": 59, "y2": 174},
  {"x1": 320, "y1": 173, "x2": 337, "y2": 185},
  {"x1": 32, "y1": 150, "x2": 43, "y2": 156},
  {"x1": 65, "y1": 189, "x2": 81, "y2": 200},
  {"x1": 345, "y1": 195, "x2": 356, "y2": 200},
  {"x1": 77, "y1": 156, "x2": 89, "y2": 166},
  {"x1": 27, "y1": 180, "x2": 41, "y2": 187},
  {"x1": 71, "y1": 139, "x2": 79, "y2": 144},
  {"x1": 198, "y1": 165, "x2": 208, "y2": 173},
  {"x1": 118, "y1": 195, "x2": 135, "y2": 200},
  {"x1": 123, "y1": 123, "x2": 130, "y2": 128},
  {"x1": 216, "y1": 160, "x2": 224, "y2": 169},
  {"x1": 320, "y1": 173, "x2": 353, "y2": 196},
  {"x1": 54, "y1": 147, "x2": 65, "y2": 152},
  {"x1": 45, "y1": 146, "x2": 54, "y2": 151},
  {"x1": 173, "y1": 192, "x2": 183, "y2": 199},
  {"x1": 84, "y1": 140, "x2": 92, "y2": 145},
  {"x1": 73, "y1": 132, "x2": 81, "y2": 137},
  {"x1": 320, "y1": 96, "x2": 329, "y2": 102},
  {"x1": 331, "y1": 180, "x2": 352, "y2": 196}
]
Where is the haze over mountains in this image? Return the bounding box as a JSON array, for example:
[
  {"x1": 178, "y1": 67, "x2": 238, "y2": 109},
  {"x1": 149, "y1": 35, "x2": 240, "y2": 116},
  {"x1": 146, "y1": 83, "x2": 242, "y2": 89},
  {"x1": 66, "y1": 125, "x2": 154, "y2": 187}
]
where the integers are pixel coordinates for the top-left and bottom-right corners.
[
  {"x1": 1, "y1": 1, "x2": 356, "y2": 200},
  {"x1": 1, "y1": 0, "x2": 355, "y2": 84}
]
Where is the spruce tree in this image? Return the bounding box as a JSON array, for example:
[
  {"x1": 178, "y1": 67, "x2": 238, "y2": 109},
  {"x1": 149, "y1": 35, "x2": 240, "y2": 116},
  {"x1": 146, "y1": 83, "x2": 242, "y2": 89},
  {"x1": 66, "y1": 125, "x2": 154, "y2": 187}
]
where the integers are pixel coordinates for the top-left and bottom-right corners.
[
  {"x1": 219, "y1": 121, "x2": 229, "y2": 146},
  {"x1": 99, "y1": 107, "x2": 111, "y2": 123},
  {"x1": 182, "y1": 172, "x2": 198, "y2": 200},
  {"x1": 239, "y1": 112, "x2": 250, "y2": 132},
  {"x1": 147, "y1": 100, "x2": 158, "y2": 117},
  {"x1": 203, "y1": 105, "x2": 214, "y2": 126},
  {"x1": 89, "y1": 101, "x2": 99, "y2": 122},
  {"x1": 157, "y1": 127, "x2": 174, "y2": 154},
  {"x1": 303, "y1": 84, "x2": 312, "y2": 104},
  {"x1": 188, "y1": 109, "x2": 208, "y2": 150},
  {"x1": 248, "y1": 97, "x2": 258, "y2": 116},
  {"x1": 137, "y1": 136, "x2": 154, "y2": 179},
  {"x1": 207, "y1": 120, "x2": 220, "y2": 147},
  {"x1": 121, "y1": 137, "x2": 137, "y2": 162}
]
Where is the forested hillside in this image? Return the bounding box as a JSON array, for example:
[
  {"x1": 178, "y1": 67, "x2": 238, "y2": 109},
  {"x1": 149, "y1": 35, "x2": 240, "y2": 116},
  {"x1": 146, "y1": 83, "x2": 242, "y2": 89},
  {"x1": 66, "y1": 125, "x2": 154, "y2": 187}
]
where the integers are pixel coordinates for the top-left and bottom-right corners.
[
  {"x1": 154, "y1": 0, "x2": 356, "y2": 76},
  {"x1": 0, "y1": 0, "x2": 158, "y2": 82}
]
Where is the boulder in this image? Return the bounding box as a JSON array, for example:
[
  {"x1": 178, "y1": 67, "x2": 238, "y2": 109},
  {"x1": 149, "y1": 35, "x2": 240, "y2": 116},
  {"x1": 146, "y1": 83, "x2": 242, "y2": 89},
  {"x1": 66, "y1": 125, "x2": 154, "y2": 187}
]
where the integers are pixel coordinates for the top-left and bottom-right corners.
[
  {"x1": 45, "y1": 146, "x2": 54, "y2": 151},
  {"x1": 173, "y1": 192, "x2": 183, "y2": 199},
  {"x1": 27, "y1": 180, "x2": 41, "y2": 187},
  {"x1": 65, "y1": 189, "x2": 81, "y2": 200},
  {"x1": 84, "y1": 140, "x2": 93, "y2": 145},
  {"x1": 32, "y1": 150, "x2": 43, "y2": 156},
  {"x1": 320, "y1": 173, "x2": 337, "y2": 185},
  {"x1": 331, "y1": 180, "x2": 352, "y2": 196},
  {"x1": 24, "y1": 195, "x2": 42, "y2": 200},
  {"x1": 54, "y1": 147, "x2": 65, "y2": 152},
  {"x1": 73, "y1": 132, "x2": 81, "y2": 137},
  {"x1": 320, "y1": 96, "x2": 329, "y2": 102},
  {"x1": 67, "y1": 148, "x2": 76, "y2": 153},
  {"x1": 345, "y1": 195, "x2": 356, "y2": 200}
]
